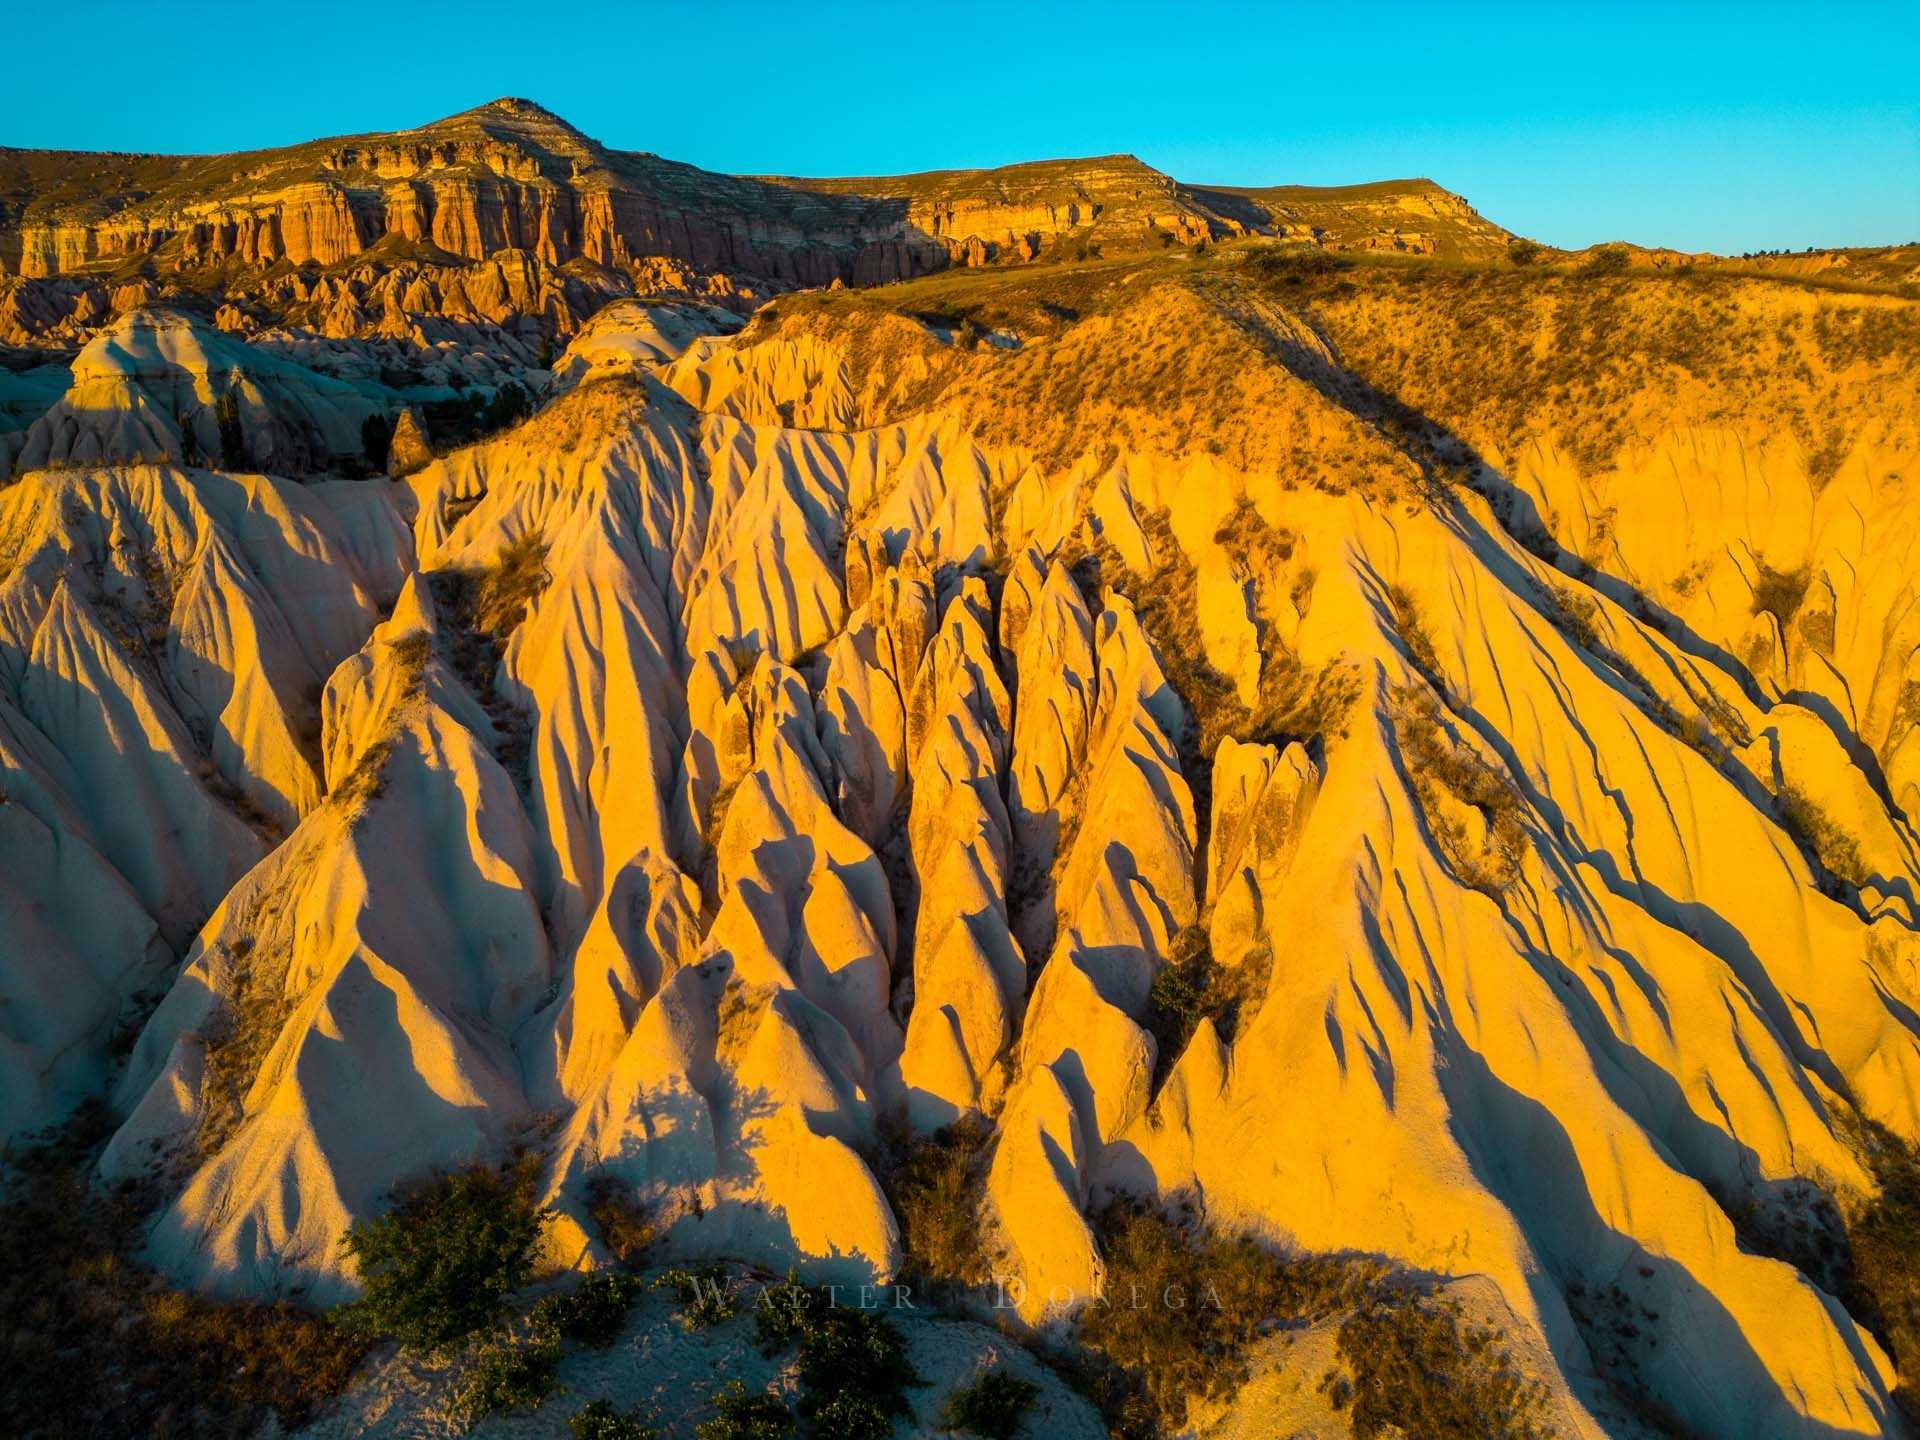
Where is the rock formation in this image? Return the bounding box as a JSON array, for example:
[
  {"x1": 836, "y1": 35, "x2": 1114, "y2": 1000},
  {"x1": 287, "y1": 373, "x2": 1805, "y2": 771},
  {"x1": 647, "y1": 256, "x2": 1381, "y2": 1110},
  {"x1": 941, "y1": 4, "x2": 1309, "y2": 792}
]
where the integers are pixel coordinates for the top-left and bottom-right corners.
[{"x1": 3, "y1": 116, "x2": 1919, "y2": 1440}]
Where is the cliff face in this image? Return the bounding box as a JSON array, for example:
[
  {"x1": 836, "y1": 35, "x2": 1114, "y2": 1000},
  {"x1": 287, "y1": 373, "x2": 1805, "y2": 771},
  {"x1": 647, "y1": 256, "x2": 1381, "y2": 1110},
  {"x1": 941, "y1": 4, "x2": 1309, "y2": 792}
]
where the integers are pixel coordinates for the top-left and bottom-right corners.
[
  {"x1": 1, "y1": 100, "x2": 1455, "y2": 299},
  {"x1": 1197, "y1": 176, "x2": 1520, "y2": 259},
  {"x1": 781, "y1": 151, "x2": 1243, "y2": 269},
  {"x1": 4, "y1": 100, "x2": 959, "y2": 288}
]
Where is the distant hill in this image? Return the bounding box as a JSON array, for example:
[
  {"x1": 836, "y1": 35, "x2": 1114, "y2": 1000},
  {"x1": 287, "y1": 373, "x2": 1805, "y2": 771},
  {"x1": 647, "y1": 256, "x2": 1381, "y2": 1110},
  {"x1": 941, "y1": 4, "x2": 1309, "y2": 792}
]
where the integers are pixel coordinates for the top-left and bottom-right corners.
[
  {"x1": 0, "y1": 98, "x2": 1531, "y2": 293},
  {"x1": 1195, "y1": 176, "x2": 1518, "y2": 259}
]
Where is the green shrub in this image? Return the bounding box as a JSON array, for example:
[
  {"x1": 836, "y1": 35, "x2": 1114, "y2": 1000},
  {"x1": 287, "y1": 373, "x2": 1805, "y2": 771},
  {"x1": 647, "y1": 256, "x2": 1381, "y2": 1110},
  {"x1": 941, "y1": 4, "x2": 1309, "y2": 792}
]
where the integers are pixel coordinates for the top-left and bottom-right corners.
[
  {"x1": 752, "y1": 1272, "x2": 922, "y2": 1439},
  {"x1": 791, "y1": 1306, "x2": 920, "y2": 1436},
  {"x1": 337, "y1": 1163, "x2": 550, "y2": 1354},
  {"x1": 1320, "y1": 1294, "x2": 1553, "y2": 1439},
  {"x1": 531, "y1": 1271, "x2": 642, "y2": 1349},
  {"x1": 696, "y1": 1380, "x2": 794, "y2": 1440},
  {"x1": 1147, "y1": 950, "x2": 1210, "y2": 1050},
  {"x1": 753, "y1": 1269, "x2": 823, "y2": 1349},
  {"x1": 453, "y1": 1337, "x2": 560, "y2": 1425},
  {"x1": 1507, "y1": 239, "x2": 1543, "y2": 268},
  {"x1": 1145, "y1": 926, "x2": 1272, "y2": 1087},
  {"x1": 570, "y1": 1398, "x2": 659, "y2": 1440},
  {"x1": 654, "y1": 1266, "x2": 737, "y2": 1330},
  {"x1": 939, "y1": 1368, "x2": 1041, "y2": 1438}
]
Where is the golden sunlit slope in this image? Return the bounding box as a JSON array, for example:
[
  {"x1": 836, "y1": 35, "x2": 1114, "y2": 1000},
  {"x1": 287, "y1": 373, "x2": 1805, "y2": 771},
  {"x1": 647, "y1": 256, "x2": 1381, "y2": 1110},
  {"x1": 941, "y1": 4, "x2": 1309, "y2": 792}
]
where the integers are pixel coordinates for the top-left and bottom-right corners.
[
  {"x1": 1196, "y1": 177, "x2": 1520, "y2": 259},
  {"x1": 5, "y1": 238, "x2": 1920, "y2": 1438}
]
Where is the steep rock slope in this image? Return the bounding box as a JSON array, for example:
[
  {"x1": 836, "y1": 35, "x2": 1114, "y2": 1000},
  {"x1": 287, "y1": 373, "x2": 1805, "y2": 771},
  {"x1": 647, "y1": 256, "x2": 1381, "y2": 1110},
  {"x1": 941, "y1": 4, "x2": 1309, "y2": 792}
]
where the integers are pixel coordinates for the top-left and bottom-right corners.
[
  {"x1": 16, "y1": 307, "x2": 386, "y2": 472},
  {"x1": 7, "y1": 249, "x2": 1919, "y2": 1437},
  {"x1": 0, "y1": 461, "x2": 397, "y2": 1140}
]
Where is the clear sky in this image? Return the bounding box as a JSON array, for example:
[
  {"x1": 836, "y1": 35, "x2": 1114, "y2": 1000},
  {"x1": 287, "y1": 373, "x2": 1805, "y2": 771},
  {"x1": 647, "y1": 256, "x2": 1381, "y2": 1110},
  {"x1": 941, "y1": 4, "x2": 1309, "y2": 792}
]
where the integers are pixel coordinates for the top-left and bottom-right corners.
[{"x1": 8, "y1": 0, "x2": 1916, "y2": 254}]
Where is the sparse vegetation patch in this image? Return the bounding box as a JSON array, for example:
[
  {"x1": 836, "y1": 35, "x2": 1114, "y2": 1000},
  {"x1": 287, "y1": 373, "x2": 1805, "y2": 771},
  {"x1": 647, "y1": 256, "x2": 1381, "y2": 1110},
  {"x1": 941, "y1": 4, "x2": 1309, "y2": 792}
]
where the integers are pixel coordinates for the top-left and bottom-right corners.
[
  {"x1": 1776, "y1": 781, "x2": 1869, "y2": 895},
  {"x1": 1145, "y1": 924, "x2": 1272, "y2": 1088},
  {"x1": 1321, "y1": 1293, "x2": 1554, "y2": 1439},
  {"x1": 752, "y1": 1271, "x2": 923, "y2": 1440},
  {"x1": 337, "y1": 1160, "x2": 551, "y2": 1354},
  {"x1": 0, "y1": 1104, "x2": 369, "y2": 1437},
  {"x1": 939, "y1": 1368, "x2": 1040, "y2": 1439},
  {"x1": 883, "y1": 1116, "x2": 995, "y2": 1299},
  {"x1": 1391, "y1": 687, "x2": 1528, "y2": 894}
]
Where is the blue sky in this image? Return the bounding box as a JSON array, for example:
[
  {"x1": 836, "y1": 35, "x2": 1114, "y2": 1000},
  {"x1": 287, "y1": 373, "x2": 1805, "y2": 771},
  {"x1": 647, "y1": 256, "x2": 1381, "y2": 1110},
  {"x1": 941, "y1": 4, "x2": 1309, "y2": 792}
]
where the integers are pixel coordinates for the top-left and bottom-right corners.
[{"x1": 9, "y1": 1, "x2": 1916, "y2": 253}]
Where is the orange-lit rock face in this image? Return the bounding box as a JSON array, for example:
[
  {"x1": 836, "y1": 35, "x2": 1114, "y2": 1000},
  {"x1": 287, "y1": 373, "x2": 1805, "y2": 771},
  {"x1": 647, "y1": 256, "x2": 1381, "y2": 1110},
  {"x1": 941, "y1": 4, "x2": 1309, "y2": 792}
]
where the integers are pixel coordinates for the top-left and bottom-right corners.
[
  {"x1": 3, "y1": 101, "x2": 1287, "y2": 294},
  {"x1": 6, "y1": 101, "x2": 1920, "y2": 1440}
]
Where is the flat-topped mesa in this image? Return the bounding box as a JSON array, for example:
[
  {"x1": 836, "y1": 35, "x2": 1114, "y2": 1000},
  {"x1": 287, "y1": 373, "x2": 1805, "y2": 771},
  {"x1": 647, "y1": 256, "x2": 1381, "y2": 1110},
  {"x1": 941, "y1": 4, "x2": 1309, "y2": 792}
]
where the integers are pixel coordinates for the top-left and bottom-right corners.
[
  {"x1": 1195, "y1": 175, "x2": 1520, "y2": 259},
  {"x1": 778, "y1": 152, "x2": 1242, "y2": 259},
  {"x1": 0, "y1": 114, "x2": 1260, "y2": 290},
  {"x1": 3, "y1": 100, "x2": 884, "y2": 284}
]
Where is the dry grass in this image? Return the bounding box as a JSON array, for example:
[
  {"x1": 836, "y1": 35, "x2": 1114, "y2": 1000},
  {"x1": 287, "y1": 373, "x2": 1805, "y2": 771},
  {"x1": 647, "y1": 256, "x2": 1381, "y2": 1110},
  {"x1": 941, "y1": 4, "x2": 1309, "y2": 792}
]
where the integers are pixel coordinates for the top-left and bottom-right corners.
[
  {"x1": 1322, "y1": 1294, "x2": 1554, "y2": 1439},
  {"x1": 584, "y1": 1176, "x2": 658, "y2": 1268},
  {"x1": 1391, "y1": 687, "x2": 1528, "y2": 895},
  {"x1": 1386, "y1": 583, "x2": 1444, "y2": 690},
  {"x1": 1146, "y1": 925, "x2": 1272, "y2": 1090},
  {"x1": 0, "y1": 1103, "x2": 369, "y2": 1438},
  {"x1": 1750, "y1": 562, "x2": 1811, "y2": 632},
  {"x1": 194, "y1": 929, "x2": 296, "y2": 1159},
  {"x1": 1073, "y1": 1198, "x2": 1377, "y2": 1438},
  {"x1": 882, "y1": 1116, "x2": 996, "y2": 1300},
  {"x1": 1072, "y1": 1197, "x2": 1555, "y2": 1440},
  {"x1": 1835, "y1": 1113, "x2": 1920, "y2": 1423},
  {"x1": 1777, "y1": 782, "x2": 1869, "y2": 894},
  {"x1": 1094, "y1": 509, "x2": 1360, "y2": 763},
  {"x1": 425, "y1": 532, "x2": 550, "y2": 783}
]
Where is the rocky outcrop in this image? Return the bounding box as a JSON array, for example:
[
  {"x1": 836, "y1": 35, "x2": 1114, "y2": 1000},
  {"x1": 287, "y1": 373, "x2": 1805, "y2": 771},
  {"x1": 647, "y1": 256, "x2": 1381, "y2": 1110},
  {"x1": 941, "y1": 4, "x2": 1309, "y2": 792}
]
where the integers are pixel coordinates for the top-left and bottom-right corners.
[
  {"x1": 5, "y1": 244, "x2": 1917, "y2": 1439},
  {"x1": 14, "y1": 308, "x2": 384, "y2": 473}
]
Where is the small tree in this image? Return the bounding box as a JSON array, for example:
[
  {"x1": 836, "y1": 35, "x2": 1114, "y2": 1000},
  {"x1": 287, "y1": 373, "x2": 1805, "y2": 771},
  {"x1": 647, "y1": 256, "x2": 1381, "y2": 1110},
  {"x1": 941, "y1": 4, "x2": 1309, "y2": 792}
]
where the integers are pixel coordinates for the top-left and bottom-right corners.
[
  {"x1": 1507, "y1": 238, "x2": 1542, "y2": 268},
  {"x1": 484, "y1": 380, "x2": 531, "y2": 432},
  {"x1": 1582, "y1": 244, "x2": 1631, "y2": 276},
  {"x1": 176, "y1": 411, "x2": 202, "y2": 467},
  {"x1": 939, "y1": 1369, "x2": 1040, "y2": 1439},
  {"x1": 360, "y1": 412, "x2": 394, "y2": 473},
  {"x1": 336, "y1": 1164, "x2": 551, "y2": 1354},
  {"x1": 216, "y1": 388, "x2": 247, "y2": 470}
]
